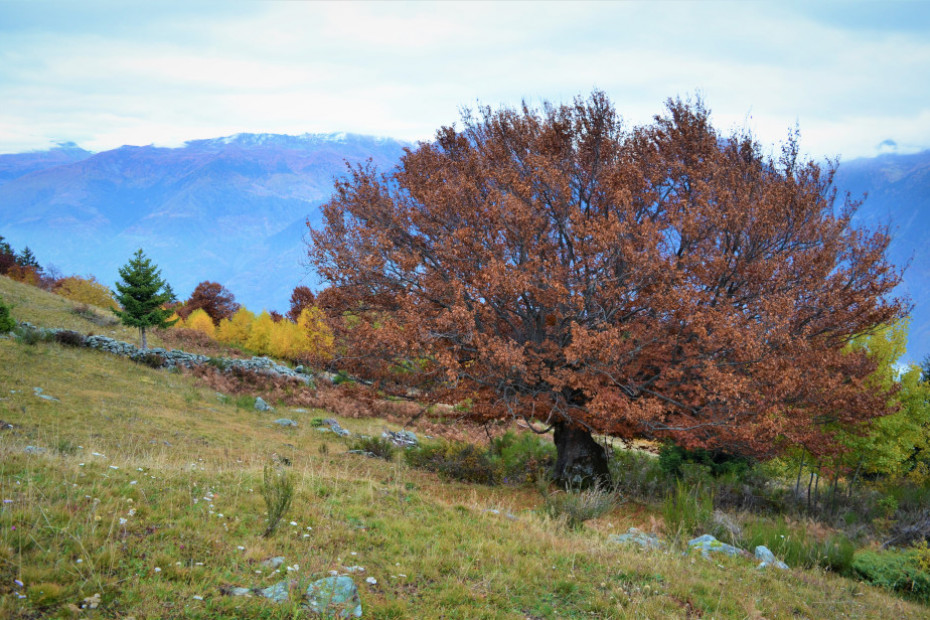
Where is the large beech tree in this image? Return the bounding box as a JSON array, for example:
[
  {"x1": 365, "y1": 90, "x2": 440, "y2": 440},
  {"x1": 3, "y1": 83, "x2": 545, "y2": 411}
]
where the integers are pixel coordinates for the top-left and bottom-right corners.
[{"x1": 309, "y1": 93, "x2": 907, "y2": 485}]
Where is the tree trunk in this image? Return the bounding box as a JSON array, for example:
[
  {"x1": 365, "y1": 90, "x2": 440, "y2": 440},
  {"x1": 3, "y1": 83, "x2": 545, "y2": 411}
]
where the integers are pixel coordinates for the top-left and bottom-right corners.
[
  {"x1": 552, "y1": 422, "x2": 611, "y2": 489},
  {"x1": 140, "y1": 327, "x2": 147, "y2": 351},
  {"x1": 794, "y1": 453, "x2": 806, "y2": 498},
  {"x1": 806, "y1": 470, "x2": 815, "y2": 512}
]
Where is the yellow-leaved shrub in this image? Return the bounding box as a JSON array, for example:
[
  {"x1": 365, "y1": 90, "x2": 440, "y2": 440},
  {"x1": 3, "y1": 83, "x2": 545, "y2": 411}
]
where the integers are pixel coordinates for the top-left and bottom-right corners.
[
  {"x1": 54, "y1": 275, "x2": 118, "y2": 309},
  {"x1": 297, "y1": 306, "x2": 334, "y2": 361},
  {"x1": 245, "y1": 311, "x2": 275, "y2": 353},
  {"x1": 216, "y1": 308, "x2": 255, "y2": 345},
  {"x1": 183, "y1": 308, "x2": 215, "y2": 338}
]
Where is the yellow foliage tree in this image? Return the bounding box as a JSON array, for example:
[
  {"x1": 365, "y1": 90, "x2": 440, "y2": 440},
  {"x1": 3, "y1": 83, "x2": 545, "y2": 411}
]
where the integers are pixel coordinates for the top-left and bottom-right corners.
[
  {"x1": 216, "y1": 308, "x2": 255, "y2": 345},
  {"x1": 268, "y1": 318, "x2": 304, "y2": 360},
  {"x1": 297, "y1": 306, "x2": 334, "y2": 361},
  {"x1": 54, "y1": 275, "x2": 118, "y2": 309},
  {"x1": 183, "y1": 308, "x2": 216, "y2": 338},
  {"x1": 245, "y1": 311, "x2": 275, "y2": 354}
]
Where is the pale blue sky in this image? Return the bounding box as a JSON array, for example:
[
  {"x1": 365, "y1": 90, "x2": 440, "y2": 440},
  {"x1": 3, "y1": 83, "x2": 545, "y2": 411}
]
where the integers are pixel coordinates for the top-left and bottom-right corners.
[{"x1": 0, "y1": 0, "x2": 928, "y2": 159}]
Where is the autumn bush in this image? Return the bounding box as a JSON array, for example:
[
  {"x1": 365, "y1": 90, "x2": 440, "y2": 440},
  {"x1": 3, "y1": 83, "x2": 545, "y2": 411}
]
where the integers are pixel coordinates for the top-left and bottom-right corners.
[
  {"x1": 53, "y1": 275, "x2": 117, "y2": 309},
  {"x1": 53, "y1": 330, "x2": 86, "y2": 347},
  {"x1": 216, "y1": 307, "x2": 255, "y2": 345},
  {"x1": 182, "y1": 308, "x2": 216, "y2": 338},
  {"x1": 136, "y1": 351, "x2": 166, "y2": 369},
  {"x1": 211, "y1": 305, "x2": 335, "y2": 364},
  {"x1": 6, "y1": 264, "x2": 41, "y2": 286}
]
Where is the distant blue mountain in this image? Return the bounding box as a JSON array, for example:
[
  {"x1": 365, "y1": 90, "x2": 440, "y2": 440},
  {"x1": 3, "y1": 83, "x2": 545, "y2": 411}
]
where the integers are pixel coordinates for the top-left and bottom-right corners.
[
  {"x1": 835, "y1": 149, "x2": 930, "y2": 362},
  {"x1": 0, "y1": 142, "x2": 93, "y2": 185},
  {"x1": 0, "y1": 136, "x2": 926, "y2": 361},
  {"x1": 0, "y1": 133, "x2": 409, "y2": 314}
]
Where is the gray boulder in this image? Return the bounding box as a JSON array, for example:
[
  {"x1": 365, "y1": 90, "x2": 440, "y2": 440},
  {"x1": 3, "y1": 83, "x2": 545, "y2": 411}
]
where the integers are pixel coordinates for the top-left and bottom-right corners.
[
  {"x1": 382, "y1": 429, "x2": 418, "y2": 447},
  {"x1": 754, "y1": 545, "x2": 789, "y2": 570},
  {"x1": 258, "y1": 580, "x2": 290, "y2": 603},
  {"x1": 323, "y1": 419, "x2": 351, "y2": 437},
  {"x1": 274, "y1": 418, "x2": 298, "y2": 427},
  {"x1": 304, "y1": 576, "x2": 362, "y2": 618},
  {"x1": 688, "y1": 534, "x2": 745, "y2": 558},
  {"x1": 608, "y1": 527, "x2": 666, "y2": 550},
  {"x1": 254, "y1": 397, "x2": 273, "y2": 412}
]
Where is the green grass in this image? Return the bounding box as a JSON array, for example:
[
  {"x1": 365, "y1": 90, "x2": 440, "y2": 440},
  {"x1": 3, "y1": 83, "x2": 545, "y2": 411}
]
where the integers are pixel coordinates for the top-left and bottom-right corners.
[{"x1": 0, "y1": 274, "x2": 927, "y2": 618}]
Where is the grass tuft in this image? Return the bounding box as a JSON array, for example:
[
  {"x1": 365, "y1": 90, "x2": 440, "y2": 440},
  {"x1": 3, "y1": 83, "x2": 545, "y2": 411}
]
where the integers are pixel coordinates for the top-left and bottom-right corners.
[{"x1": 261, "y1": 463, "x2": 294, "y2": 538}]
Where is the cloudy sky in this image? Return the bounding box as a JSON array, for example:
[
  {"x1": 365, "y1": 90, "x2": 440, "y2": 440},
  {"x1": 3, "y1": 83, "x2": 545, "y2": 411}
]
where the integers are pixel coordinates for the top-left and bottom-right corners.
[{"x1": 1, "y1": 1, "x2": 928, "y2": 159}]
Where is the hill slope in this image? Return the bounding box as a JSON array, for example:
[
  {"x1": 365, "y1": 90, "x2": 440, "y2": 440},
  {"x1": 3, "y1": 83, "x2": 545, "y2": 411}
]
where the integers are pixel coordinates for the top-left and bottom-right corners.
[{"x1": 0, "y1": 275, "x2": 926, "y2": 618}]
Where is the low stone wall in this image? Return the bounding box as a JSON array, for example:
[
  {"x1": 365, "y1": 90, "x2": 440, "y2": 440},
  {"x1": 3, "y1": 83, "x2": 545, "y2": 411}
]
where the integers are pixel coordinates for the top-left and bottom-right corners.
[{"x1": 17, "y1": 322, "x2": 314, "y2": 385}]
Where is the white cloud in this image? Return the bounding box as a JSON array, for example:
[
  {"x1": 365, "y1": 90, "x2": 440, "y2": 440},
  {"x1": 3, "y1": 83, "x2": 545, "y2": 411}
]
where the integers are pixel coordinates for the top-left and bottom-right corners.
[{"x1": 0, "y1": 1, "x2": 927, "y2": 157}]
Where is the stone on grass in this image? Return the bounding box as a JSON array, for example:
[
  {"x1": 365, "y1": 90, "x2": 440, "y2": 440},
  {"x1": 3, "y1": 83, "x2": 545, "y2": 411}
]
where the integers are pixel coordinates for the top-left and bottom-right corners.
[
  {"x1": 323, "y1": 418, "x2": 351, "y2": 437},
  {"x1": 258, "y1": 580, "x2": 289, "y2": 603},
  {"x1": 688, "y1": 534, "x2": 745, "y2": 558},
  {"x1": 304, "y1": 575, "x2": 362, "y2": 618},
  {"x1": 608, "y1": 527, "x2": 666, "y2": 550},
  {"x1": 228, "y1": 586, "x2": 252, "y2": 596},
  {"x1": 381, "y1": 429, "x2": 418, "y2": 447},
  {"x1": 33, "y1": 387, "x2": 60, "y2": 402},
  {"x1": 23, "y1": 445, "x2": 46, "y2": 454},
  {"x1": 755, "y1": 545, "x2": 789, "y2": 570},
  {"x1": 261, "y1": 556, "x2": 286, "y2": 569},
  {"x1": 254, "y1": 397, "x2": 272, "y2": 412},
  {"x1": 274, "y1": 418, "x2": 298, "y2": 427}
]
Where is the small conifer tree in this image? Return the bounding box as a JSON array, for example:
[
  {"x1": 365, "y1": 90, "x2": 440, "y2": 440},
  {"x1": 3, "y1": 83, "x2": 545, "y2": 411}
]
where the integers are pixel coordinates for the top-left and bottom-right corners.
[{"x1": 112, "y1": 249, "x2": 178, "y2": 350}]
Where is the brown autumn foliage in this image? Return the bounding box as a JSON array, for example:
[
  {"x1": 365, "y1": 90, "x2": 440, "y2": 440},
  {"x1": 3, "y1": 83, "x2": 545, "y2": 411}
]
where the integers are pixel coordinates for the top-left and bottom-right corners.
[
  {"x1": 309, "y1": 92, "x2": 908, "y2": 467},
  {"x1": 287, "y1": 285, "x2": 316, "y2": 321},
  {"x1": 0, "y1": 251, "x2": 16, "y2": 276},
  {"x1": 178, "y1": 281, "x2": 240, "y2": 324}
]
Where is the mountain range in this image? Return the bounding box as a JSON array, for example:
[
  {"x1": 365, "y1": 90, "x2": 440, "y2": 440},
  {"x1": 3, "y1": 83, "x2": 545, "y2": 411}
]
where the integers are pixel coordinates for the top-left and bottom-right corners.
[
  {"x1": 0, "y1": 135, "x2": 927, "y2": 361},
  {"x1": 0, "y1": 133, "x2": 408, "y2": 318}
]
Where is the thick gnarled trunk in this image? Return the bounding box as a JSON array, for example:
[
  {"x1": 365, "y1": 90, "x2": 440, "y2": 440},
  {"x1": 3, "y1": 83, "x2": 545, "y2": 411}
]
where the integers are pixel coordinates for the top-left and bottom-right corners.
[{"x1": 552, "y1": 422, "x2": 611, "y2": 489}]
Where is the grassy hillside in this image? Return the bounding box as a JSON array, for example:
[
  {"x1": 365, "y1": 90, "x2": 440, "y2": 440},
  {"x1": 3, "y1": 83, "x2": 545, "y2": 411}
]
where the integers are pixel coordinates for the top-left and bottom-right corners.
[{"x1": 0, "y1": 275, "x2": 925, "y2": 618}]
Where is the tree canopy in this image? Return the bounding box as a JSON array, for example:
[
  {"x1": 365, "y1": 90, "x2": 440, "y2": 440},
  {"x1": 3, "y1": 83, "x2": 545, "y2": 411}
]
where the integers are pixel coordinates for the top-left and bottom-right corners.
[
  {"x1": 112, "y1": 249, "x2": 177, "y2": 350},
  {"x1": 179, "y1": 281, "x2": 240, "y2": 324},
  {"x1": 309, "y1": 92, "x2": 907, "y2": 482}
]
